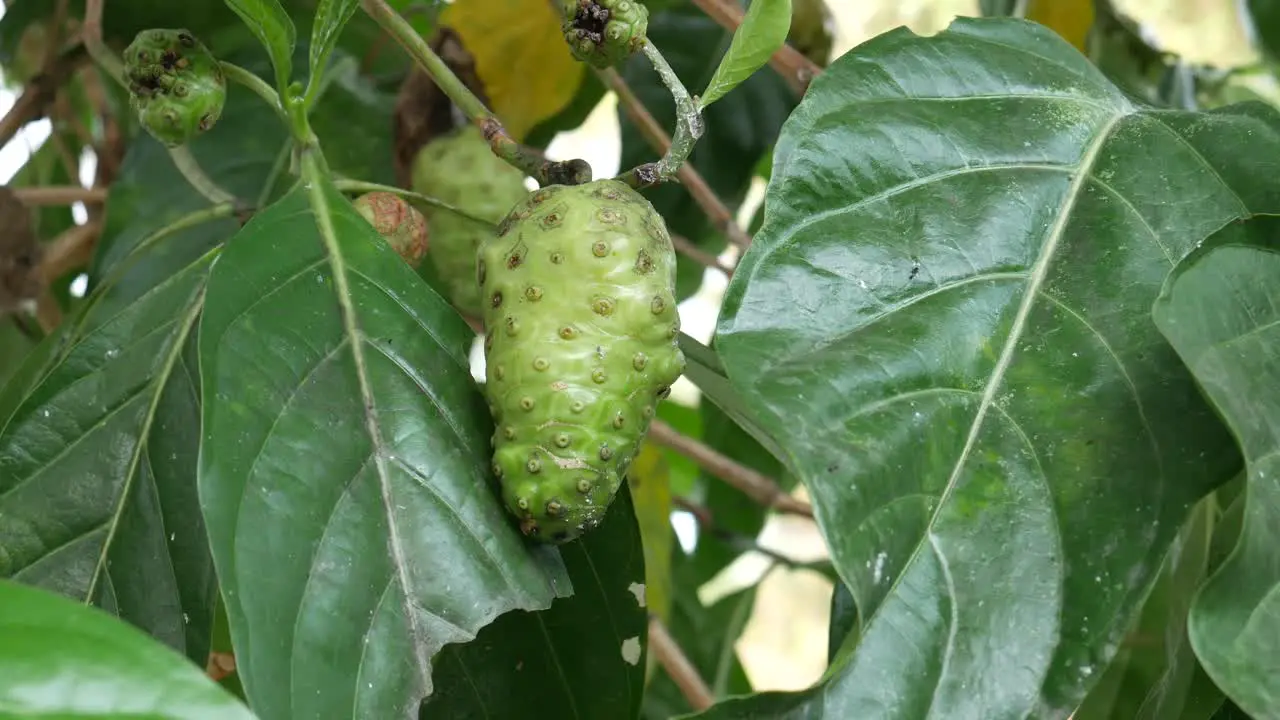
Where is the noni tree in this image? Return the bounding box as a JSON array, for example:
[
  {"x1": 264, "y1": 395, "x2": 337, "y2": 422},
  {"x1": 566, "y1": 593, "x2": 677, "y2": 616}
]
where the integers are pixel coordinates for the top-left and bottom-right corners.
[{"x1": 0, "y1": 0, "x2": 1277, "y2": 719}]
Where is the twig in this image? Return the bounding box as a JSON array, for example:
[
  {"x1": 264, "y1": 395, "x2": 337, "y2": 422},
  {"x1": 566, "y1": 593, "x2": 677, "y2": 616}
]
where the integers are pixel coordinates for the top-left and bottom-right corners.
[
  {"x1": 673, "y1": 496, "x2": 809, "y2": 568},
  {"x1": 82, "y1": 0, "x2": 125, "y2": 87},
  {"x1": 648, "y1": 616, "x2": 714, "y2": 711},
  {"x1": 38, "y1": 221, "x2": 102, "y2": 285},
  {"x1": 600, "y1": 67, "x2": 753, "y2": 249},
  {"x1": 615, "y1": 43, "x2": 704, "y2": 188},
  {"x1": 0, "y1": 45, "x2": 87, "y2": 150},
  {"x1": 14, "y1": 187, "x2": 107, "y2": 206},
  {"x1": 361, "y1": 0, "x2": 592, "y2": 186},
  {"x1": 648, "y1": 419, "x2": 813, "y2": 517},
  {"x1": 671, "y1": 233, "x2": 733, "y2": 277},
  {"x1": 688, "y1": 0, "x2": 822, "y2": 96}
]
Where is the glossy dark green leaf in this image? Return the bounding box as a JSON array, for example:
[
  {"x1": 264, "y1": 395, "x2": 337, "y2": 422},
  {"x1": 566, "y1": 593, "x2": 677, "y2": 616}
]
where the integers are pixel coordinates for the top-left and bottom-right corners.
[
  {"x1": 1073, "y1": 496, "x2": 1225, "y2": 719},
  {"x1": 708, "y1": 17, "x2": 1280, "y2": 717},
  {"x1": 1245, "y1": 0, "x2": 1280, "y2": 61},
  {"x1": 0, "y1": 50, "x2": 387, "y2": 668},
  {"x1": 619, "y1": 6, "x2": 796, "y2": 300},
  {"x1": 826, "y1": 580, "x2": 857, "y2": 666},
  {"x1": 224, "y1": 0, "x2": 297, "y2": 91},
  {"x1": 0, "y1": 579, "x2": 255, "y2": 718},
  {"x1": 422, "y1": 484, "x2": 646, "y2": 719},
  {"x1": 307, "y1": 0, "x2": 359, "y2": 96},
  {"x1": 1153, "y1": 223, "x2": 1280, "y2": 720},
  {"x1": 198, "y1": 174, "x2": 569, "y2": 719},
  {"x1": 642, "y1": 557, "x2": 756, "y2": 720},
  {"x1": 700, "y1": 0, "x2": 792, "y2": 109}
]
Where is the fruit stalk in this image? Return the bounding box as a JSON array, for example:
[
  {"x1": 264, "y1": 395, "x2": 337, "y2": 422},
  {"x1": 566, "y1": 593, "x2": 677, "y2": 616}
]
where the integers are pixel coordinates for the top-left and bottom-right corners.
[
  {"x1": 361, "y1": 0, "x2": 593, "y2": 186},
  {"x1": 218, "y1": 61, "x2": 286, "y2": 122},
  {"x1": 613, "y1": 43, "x2": 704, "y2": 188}
]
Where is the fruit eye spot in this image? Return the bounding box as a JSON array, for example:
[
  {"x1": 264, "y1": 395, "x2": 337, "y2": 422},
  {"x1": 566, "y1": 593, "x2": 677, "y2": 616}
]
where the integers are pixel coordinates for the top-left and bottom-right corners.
[
  {"x1": 545, "y1": 500, "x2": 563, "y2": 517},
  {"x1": 592, "y1": 241, "x2": 610, "y2": 257},
  {"x1": 526, "y1": 457, "x2": 542, "y2": 474},
  {"x1": 577, "y1": 478, "x2": 592, "y2": 493},
  {"x1": 571, "y1": 401, "x2": 586, "y2": 413},
  {"x1": 555, "y1": 433, "x2": 572, "y2": 448},
  {"x1": 611, "y1": 413, "x2": 625, "y2": 429},
  {"x1": 505, "y1": 317, "x2": 520, "y2": 336},
  {"x1": 591, "y1": 296, "x2": 615, "y2": 315},
  {"x1": 599, "y1": 445, "x2": 613, "y2": 460},
  {"x1": 650, "y1": 296, "x2": 666, "y2": 314},
  {"x1": 597, "y1": 208, "x2": 624, "y2": 224},
  {"x1": 550, "y1": 252, "x2": 565, "y2": 264},
  {"x1": 559, "y1": 326, "x2": 578, "y2": 340},
  {"x1": 491, "y1": 291, "x2": 504, "y2": 308},
  {"x1": 592, "y1": 368, "x2": 607, "y2": 384},
  {"x1": 632, "y1": 353, "x2": 647, "y2": 370},
  {"x1": 503, "y1": 426, "x2": 516, "y2": 439},
  {"x1": 517, "y1": 497, "x2": 530, "y2": 510},
  {"x1": 525, "y1": 286, "x2": 542, "y2": 301},
  {"x1": 533, "y1": 357, "x2": 549, "y2": 371},
  {"x1": 541, "y1": 212, "x2": 563, "y2": 229},
  {"x1": 520, "y1": 396, "x2": 535, "y2": 411},
  {"x1": 493, "y1": 366, "x2": 506, "y2": 380}
]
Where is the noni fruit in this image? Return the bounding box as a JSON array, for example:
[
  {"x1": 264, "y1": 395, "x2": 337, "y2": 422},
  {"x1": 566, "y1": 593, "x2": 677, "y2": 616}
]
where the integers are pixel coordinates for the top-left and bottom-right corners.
[
  {"x1": 560, "y1": 0, "x2": 649, "y2": 68},
  {"x1": 478, "y1": 179, "x2": 685, "y2": 543},
  {"x1": 353, "y1": 192, "x2": 429, "y2": 268},
  {"x1": 123, "y1": 29, "x2": 225, "y2": 147},
  {"x1": 411, "y1": 126, "x2": 528, "y2": 317}
]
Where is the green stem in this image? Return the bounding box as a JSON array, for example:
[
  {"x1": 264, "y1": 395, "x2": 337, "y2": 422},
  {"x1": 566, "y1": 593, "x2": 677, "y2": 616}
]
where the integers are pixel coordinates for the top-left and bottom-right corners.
[
  {"x1": 359, "y1": 0, "x2": 593, "y2": 186},
  {"x1": 616, "y1": 42, "x2": 703, "y2": 188},
  {"x1": 83, "y1": 0, "x2": 126, "y2": 88},
  {"x1": 332, "y1": 179, "x2": 498, "y2": 227},
  {"x1": 167, "y1": 145, "x2": 243, "y2": 209},
  {"x1": 219, "y1": 61, "x2": 287, "y2": 122}
]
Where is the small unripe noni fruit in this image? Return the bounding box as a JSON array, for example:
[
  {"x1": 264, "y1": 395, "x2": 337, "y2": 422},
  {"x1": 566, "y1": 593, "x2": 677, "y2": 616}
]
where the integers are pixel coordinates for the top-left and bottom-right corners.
[
  {"x1": 123, "y1": 29, "x2": 226, "y2": 147},
  {"x1": 478, "y1": 178, "x2": 685, "y2": 543},
  {"x1": 352, "y1": 192, "x2": 429, "y2": 268},
  {"x1": 560, "y1": 0, "x2": 649, "y2": 68},
  {"x1": 411, "y1": 126, "x2": 528, "y2": 317}
]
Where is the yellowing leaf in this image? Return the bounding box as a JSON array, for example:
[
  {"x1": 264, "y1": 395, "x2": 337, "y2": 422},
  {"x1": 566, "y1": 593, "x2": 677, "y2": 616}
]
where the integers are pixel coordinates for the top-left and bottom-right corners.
[
  {"x1": 628, "y1": 441, "x2": 674, "y2": 627},
  {"x1": 440, "y1": 0, "x2": 586, "y2": 141},
  {"x1": 1026, "y1": 0, "x2": 1094, "y2": 53}
]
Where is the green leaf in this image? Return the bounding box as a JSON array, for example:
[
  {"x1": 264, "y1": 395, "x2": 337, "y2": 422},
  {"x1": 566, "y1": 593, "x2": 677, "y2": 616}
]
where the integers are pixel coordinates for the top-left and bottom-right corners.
[
  {"x1": 826, "y1": 580, "x2": 858, "y2": 666},
  {"x1": 0, "y1": 579, "x2": 255, "y2": 718},
  {"x1": 700, "y1": 0, "x2": 791, "y2": 109},
  {"x1": 224, "y1": 0, "x2": 297, "y2": 91},
  {"x1": 423, "y1": 484, "x2": 647, "y2": 718},
  {"x1": 619, "y1": 6, "x2": 796, "y2": 301},
  {"x1": 1152, "y1": 219, "x2": 1280, "y2": 719},
  {"x1": 1245, "y1": 0, "x2": 1280, "y2": 61},
  {"x1": 198, "y1": 174, "x2": 569, "y2": 719},
  {"x1": 307, "y1": 0, "x2": 360, "y2": 103},
  {"x1": 677, "y1": 333, "x2": 786, "y2": 465},
  {"x1": 0, "y1": 322, "x2": 37, "y2": 392},
  {"x1": 708, "y1": 17, "x2": 1280, "y2": 717},
  {"x1": 1072, "y1": 494, "x2": 1227, "y2": 719}
]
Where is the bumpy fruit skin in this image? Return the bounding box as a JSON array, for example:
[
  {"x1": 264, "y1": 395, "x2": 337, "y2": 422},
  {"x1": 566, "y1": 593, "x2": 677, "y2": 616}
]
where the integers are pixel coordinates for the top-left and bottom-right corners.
[
  {"x1": 478, "y1": 179, "x2": 685, "y2": 543},
  {"x1": 412, "y1": 126, "x2": 528, "y2": 317},
  {"x1": 789, "y1": 0, "x2": 834, "y2": 67},
  {"x1": 123, "y1": 29, "x2": 226, "y2": 148},
  {"x1": 560, "y1": 0, "x2": 649, "y2": 68},
  {"x1": 353, "y1": 192, "x2": 429, "y2": 268}
]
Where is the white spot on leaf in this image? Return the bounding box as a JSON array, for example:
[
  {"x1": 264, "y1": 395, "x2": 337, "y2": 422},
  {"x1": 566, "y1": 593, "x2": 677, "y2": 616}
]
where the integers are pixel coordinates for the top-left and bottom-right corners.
[
  {"x1": 621, "y1": 636, "x2": 641, "y2": 665},
  {"x1": 628, "y1": 582, "x2": 646, "y2": 607}
]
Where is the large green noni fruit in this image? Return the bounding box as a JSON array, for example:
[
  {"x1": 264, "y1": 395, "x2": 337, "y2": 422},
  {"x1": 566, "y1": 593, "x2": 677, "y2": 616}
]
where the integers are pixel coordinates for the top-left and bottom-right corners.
[
  {"x1": 478, "y1": 179, "x2": 685, "y2": 543},
  {"x1": 411, "y1": 126, "x2": 528, "y2": 317}
]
